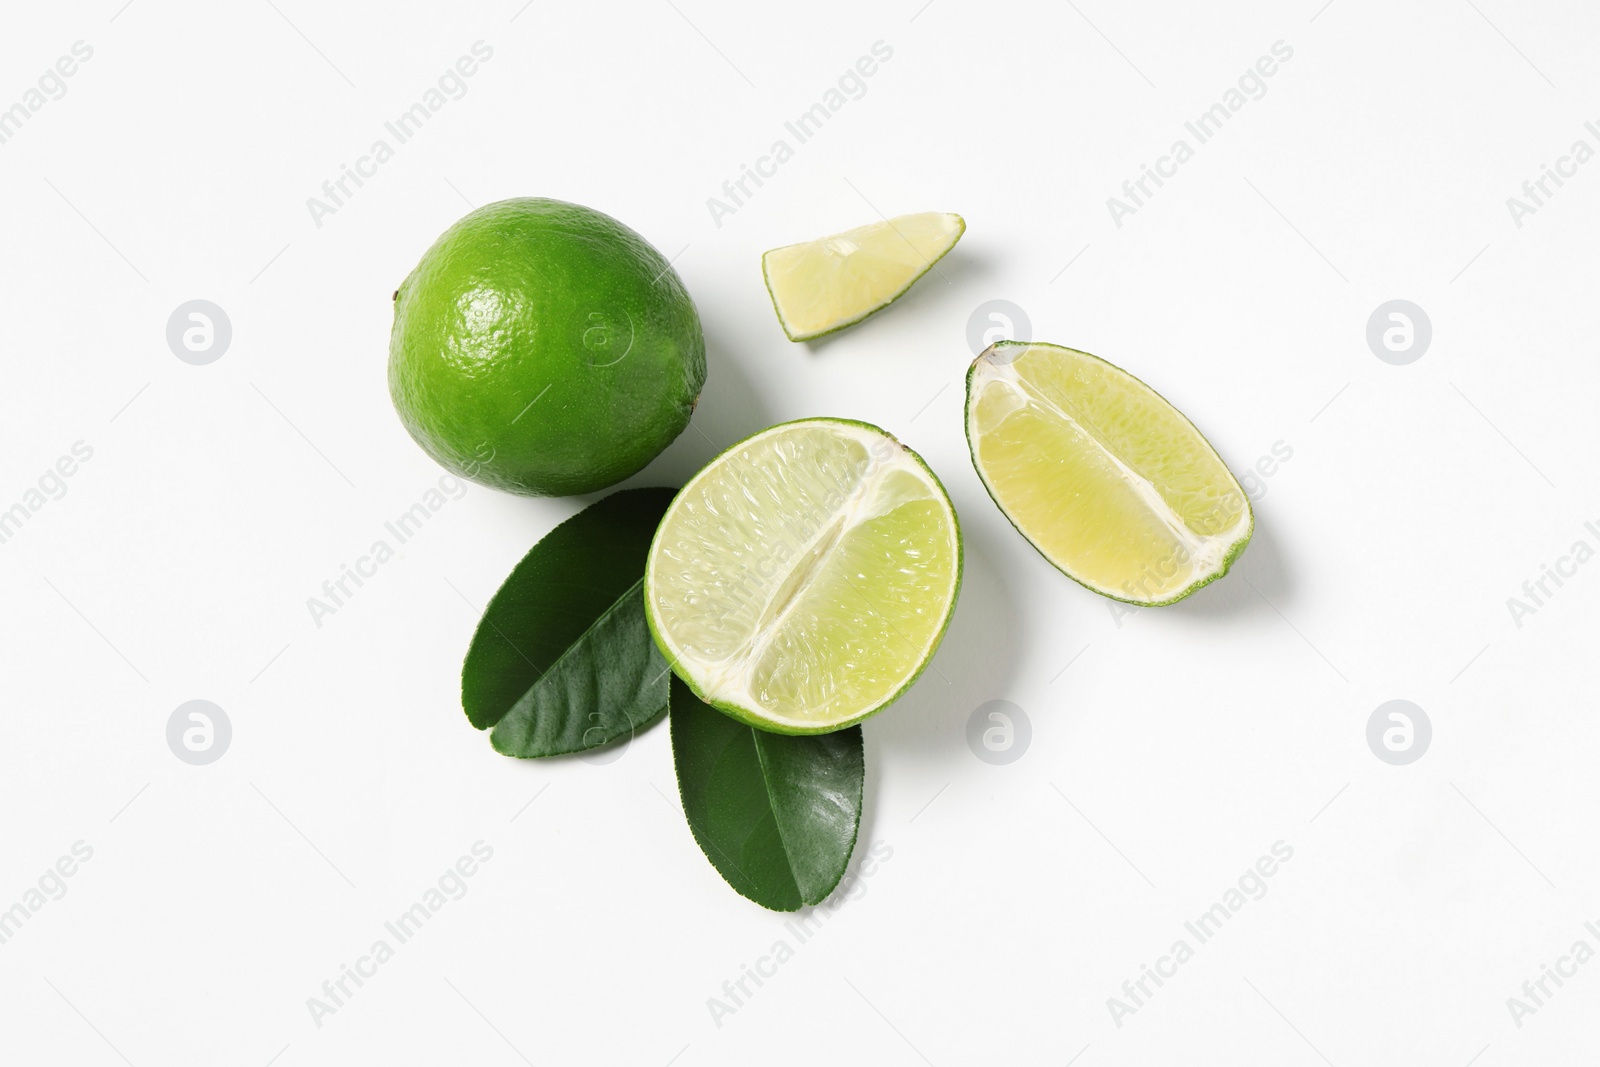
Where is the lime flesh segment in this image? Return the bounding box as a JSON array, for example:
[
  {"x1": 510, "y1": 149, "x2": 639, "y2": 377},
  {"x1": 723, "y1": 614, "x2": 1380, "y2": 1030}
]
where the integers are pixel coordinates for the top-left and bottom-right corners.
[
  {"x1": 762, "y1": 213, "x2": 964, "y2": 341},
  {"x1": 966, "y1": 342, "x2": 1251, "y2": 605},
  {"x1": 646, "y1": 419, "x2": 961, "y2": 733}
]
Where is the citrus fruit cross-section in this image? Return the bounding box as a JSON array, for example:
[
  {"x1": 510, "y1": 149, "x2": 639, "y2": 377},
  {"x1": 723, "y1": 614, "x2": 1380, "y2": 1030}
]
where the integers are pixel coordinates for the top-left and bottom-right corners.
[
  {"x1": 762, "y1": 212, "x2": 964, "y2": 341},
  {"x1": 645, "y1": 418, "x2": 962, "y2": 734},
  {"x1": 966, "y1": 341, "x2": 1251, "y2": 605}
]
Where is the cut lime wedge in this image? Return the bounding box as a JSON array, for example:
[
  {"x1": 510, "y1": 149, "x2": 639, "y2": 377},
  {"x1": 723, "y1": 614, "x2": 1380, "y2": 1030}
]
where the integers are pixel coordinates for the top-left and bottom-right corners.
[
  {"x1": 966, "y1": 342, "x2": 1252, "y2": 605},
  {"x1": 761, "y1": 213, "x2": 965, "y2": 341},
  {"x1": 645, "y1": 418, "x2": 962, "y2": 734}
]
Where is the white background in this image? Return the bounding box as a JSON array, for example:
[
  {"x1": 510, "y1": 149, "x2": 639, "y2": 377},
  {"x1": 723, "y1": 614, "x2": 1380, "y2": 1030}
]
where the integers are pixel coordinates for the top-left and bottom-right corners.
[{"x1": 2, "y1": 0, "x2": 1597, "y2": 1063}]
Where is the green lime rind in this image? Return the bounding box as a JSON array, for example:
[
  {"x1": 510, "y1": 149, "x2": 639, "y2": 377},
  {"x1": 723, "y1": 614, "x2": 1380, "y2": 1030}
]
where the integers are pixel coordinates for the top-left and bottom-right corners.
[
  {"x1": 964, "y1": 340, "x2": 1253, "y2": 607},
  {"x1": 389, "y1": 197, "x2": 706, "y2": 497},
  {"x1": 644, "y1": 417, "x2": 963, "y2": 736},
  {"x1": 761, "y1": 215, "x2": 966, "y2": 343}
]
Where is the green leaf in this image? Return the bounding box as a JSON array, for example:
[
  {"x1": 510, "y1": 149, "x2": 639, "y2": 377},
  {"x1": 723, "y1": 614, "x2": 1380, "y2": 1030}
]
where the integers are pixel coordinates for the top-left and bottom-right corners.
[
  {"x1": 670, "y1": 675, "x2": 863, "y2": 910},
  {"x1": 462, "y1": 487, "x2": 676, "y2": 757}
]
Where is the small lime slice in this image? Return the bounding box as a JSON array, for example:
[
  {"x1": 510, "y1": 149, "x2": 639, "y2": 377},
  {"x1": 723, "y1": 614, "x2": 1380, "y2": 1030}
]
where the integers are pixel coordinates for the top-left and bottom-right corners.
[
  {"x1": 645, "y1": 418, "x2": 962, "y2": 734},
  {"x1": 966, "y1": 341, "x2": 1252, "y2": 605},
  {"x1": 761, "y1": 213, "x2": 965, "y2": 341}
]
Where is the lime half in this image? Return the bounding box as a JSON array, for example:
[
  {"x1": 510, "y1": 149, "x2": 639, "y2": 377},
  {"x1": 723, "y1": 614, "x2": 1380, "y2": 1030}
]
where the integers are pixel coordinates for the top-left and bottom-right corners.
[
  {"x1": 645, "y1": 418, "x2": 962, "y2": 734},
  {"x1": 761, "y1": 213, "x2": 964, "y2": 341},
  {"x1": 966, "y1": 341, "x2": 1251, "y2": 605}
]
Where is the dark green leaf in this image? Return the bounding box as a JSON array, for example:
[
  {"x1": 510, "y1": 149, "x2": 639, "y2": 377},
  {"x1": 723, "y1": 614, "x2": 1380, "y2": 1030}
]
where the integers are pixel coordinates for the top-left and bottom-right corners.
[
  {"x1": 670, "y1": 676, "x2": 863, "y2": 910},
  {"x1": 462, "y1": 487, "x2": 676, "y2": 757}
]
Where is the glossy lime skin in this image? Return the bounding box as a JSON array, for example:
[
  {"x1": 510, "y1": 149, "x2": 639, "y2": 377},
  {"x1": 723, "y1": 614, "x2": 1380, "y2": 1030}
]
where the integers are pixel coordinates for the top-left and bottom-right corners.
[{"x1": 389, "y1": 198, "x2": 706, "y2": 496}]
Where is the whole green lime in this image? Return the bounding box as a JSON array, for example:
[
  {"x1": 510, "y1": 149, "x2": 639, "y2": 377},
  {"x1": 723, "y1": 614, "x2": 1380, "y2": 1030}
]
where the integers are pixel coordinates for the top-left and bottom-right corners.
[{"x1": 388, "y1": 198, "x2": 706, "y2": 496}]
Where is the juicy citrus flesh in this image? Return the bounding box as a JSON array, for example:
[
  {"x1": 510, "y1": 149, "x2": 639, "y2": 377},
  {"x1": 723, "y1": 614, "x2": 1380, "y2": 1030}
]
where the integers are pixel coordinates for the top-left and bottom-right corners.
[
  {"x1": 762, "y1": 212, "x2": 964, "y2": 341},
  {"x1": 646, "y1": 420, "x2": 961, "y2": 733},
  {"x1": 967, "y1": 342, "x2": 1251, "y2": 605},
  {"x1": 389, "y1": 198, "x2": 706, "y2": 497}
]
